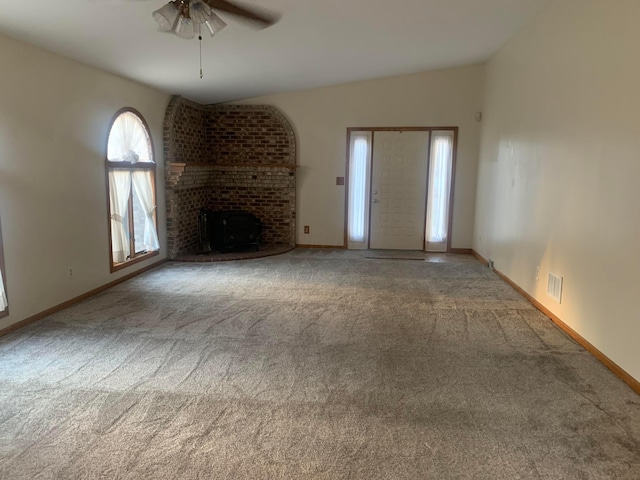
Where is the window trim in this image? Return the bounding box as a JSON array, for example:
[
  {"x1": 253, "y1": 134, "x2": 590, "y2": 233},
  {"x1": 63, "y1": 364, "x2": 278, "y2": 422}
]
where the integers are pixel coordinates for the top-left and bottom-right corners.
[
  {"x1": 105, "y1": 108, "x2": 159, "y2": 273},
  {"x1": 0, "y1": 215, "x2": 8, "y2": 319}
]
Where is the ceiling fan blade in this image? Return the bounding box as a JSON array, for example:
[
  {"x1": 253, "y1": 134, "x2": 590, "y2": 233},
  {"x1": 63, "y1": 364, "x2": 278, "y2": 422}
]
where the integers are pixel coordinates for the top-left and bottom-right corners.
[{"x1": 204, "y1": 0, "x2": 279, "y2": 28}]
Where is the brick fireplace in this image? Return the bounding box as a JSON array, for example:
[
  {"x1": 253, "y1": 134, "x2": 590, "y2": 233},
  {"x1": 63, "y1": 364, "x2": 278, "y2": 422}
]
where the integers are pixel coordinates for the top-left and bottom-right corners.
[{"x1": 164, "y1": 96, "x2": 296, "y2": 259}]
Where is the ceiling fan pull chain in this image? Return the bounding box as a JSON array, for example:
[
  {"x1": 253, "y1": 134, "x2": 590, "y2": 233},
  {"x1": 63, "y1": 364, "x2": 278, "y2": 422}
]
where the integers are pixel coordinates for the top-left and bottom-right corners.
[{"x1": 199, "y1": 34, "x2": 204, "y2": 79}]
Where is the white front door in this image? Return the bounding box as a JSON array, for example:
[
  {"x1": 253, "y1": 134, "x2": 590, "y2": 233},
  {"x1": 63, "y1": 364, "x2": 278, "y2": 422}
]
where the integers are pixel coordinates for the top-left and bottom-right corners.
[{"x1": 369, "y1": 131, "x2": 430, "y2": 250}]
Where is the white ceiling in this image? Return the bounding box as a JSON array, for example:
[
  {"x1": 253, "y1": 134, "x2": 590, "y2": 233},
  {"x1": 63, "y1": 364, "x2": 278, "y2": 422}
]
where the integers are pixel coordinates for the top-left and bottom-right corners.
[{"x1": 0, "y1": 0, "x2": 543, "y2": 104}]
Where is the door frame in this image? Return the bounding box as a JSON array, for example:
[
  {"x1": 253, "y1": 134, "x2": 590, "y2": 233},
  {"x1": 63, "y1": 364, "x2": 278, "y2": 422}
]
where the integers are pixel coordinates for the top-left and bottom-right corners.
[{"x1": 344, "y1": 126, "x2": 459, "y2": 252}]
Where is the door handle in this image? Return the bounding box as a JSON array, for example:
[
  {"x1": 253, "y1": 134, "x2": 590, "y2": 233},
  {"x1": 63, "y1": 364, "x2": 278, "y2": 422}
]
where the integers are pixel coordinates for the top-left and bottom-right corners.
[{"x1": 372, "y1": 199, "x2": 379, "y2": 203}]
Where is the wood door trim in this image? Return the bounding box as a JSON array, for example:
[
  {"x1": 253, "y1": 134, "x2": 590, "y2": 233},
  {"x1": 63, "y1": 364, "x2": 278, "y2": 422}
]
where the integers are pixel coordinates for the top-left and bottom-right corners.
[
  {"x1": 423, "y1": 131, "x2": 433, "y2": 252},
  {"x1": 343, "y1": 130, "x2": 352, "y2": 249},
  {"x1": 348, "y1": 127, "x2": 457, "y2": 132},
  {"x1": 447, "y1": 128, "x2": 459, "y2": 253},
  {"x1": 367, "y1": 131, "x2": 376, "y2": 249},
  {"x1": 345, "y1": 127, "x2": 459, "y2": 253}
]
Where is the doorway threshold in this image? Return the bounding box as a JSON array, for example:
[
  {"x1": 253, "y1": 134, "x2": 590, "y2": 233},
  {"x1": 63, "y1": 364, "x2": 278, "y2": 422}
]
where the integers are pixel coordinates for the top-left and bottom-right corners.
[{"x1": 365, "y1": 250, "x2": 476, "y2": 263}]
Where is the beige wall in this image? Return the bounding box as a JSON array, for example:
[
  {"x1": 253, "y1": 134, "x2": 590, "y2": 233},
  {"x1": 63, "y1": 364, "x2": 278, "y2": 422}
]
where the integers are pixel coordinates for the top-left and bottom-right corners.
[
  {"x1": 475, "y1": 0, "x2": 640, "y2": 381},
  {"x1": 232, "y1": 65, "x2": 484, "y2": 248},
  {"x1": 0, "y1": 33, "x2": 170, "y2": 330}
]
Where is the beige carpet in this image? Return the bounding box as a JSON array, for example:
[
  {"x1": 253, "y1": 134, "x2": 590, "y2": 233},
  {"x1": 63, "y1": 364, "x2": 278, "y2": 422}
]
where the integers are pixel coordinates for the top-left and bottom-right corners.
[{"x1": 0, "y1": 249, "x2": 639, "y2": 479}]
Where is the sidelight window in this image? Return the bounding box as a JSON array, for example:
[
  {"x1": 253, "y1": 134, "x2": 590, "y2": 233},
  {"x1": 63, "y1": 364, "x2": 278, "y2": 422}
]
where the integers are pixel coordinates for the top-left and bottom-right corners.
[
  {"x1": 425, "y1": 132, "x2": 454, "y2": 252},
  {"x1": 347, "y1": 132, "x2": 372, "y2": 249}
]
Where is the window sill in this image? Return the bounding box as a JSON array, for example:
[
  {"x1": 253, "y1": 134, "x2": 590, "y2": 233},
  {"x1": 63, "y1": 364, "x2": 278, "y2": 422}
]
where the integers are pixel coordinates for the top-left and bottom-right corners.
[{"x1": 111, "y1": 250, "x2": 159, "y2": 273}]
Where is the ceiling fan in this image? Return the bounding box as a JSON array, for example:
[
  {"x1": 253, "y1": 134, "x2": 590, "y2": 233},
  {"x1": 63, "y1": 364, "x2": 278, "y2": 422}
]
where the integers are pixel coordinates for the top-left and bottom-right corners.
[
  {"x1": 152, "y1": 0, "x2": 279, "y2": 40},
  {"x1": 145, "y1": 0, "x2": 279, "y2": 78}
]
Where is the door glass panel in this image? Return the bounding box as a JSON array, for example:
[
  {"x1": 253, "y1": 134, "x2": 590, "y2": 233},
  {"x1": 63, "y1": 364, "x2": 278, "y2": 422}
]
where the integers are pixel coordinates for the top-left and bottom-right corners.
[
  {"x1": 347, "y1": 132, "x2": 372, "y2": 249},
  {"x1": 425, "y1": 132, "x2": 454, "y2": 252}
]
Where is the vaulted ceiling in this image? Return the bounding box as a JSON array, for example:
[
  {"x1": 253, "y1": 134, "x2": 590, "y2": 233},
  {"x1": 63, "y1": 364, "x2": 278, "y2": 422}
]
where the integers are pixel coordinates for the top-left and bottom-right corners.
[{"x1": 0, "y1": 0, "x2": 544, "y2": 103}]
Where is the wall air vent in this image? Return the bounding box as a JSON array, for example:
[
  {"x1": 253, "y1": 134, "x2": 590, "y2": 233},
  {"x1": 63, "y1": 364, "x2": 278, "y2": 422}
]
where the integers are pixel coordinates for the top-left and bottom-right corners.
[{"x1": 547, "y1": 272, "x2": 563, "y2": 303}]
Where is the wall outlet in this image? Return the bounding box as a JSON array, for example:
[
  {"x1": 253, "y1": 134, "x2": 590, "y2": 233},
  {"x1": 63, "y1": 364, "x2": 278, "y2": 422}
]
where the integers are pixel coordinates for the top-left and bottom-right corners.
[
  {"x1": 536, "y1": 266, "x2": 540, "y2": 281},
  {"x1": 68, "y1": 267, "x2": 74, "y2": 279},
  {"x1": 304, "y1": 226, "x2": 310, "y2": 234},
  {"x1": 488, "y1": 259, "x2": 494, "y2": 270}
]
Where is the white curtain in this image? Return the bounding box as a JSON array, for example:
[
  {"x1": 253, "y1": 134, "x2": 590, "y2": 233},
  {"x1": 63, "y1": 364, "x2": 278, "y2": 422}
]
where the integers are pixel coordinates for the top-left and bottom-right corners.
[
  {"x1": 109, "y1": 170, "x2": 132, "y2": 263},
  {"x1": 426, "y1": 134, "x2": 453, "y2": 243},
  {"x1": 0, "y1": 271, "x2": 7, "y2": 311},
  {"x1": 132, "y1": 170, "x2": 160, "y2": 252},
  {"x1": 348, "y1": 135, "x2": 371, "y2": 245},
  {"x1": 107, "y1": 112, "x2": 151, "y2": 163}
]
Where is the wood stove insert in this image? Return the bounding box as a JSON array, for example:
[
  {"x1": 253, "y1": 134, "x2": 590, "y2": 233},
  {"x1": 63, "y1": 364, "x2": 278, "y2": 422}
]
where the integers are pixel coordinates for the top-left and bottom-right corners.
[{"x1": 199, "y1": 209, "x2": 262, "y2": 253}]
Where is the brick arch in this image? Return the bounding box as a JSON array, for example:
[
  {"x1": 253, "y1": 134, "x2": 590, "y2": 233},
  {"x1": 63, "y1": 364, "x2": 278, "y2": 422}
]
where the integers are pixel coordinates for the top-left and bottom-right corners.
[
  {"x1": 209, "y1": 104, "x2": 296, "y2": 166},
  {"x1": 164, "y1": 96, "x2": 296, "y2": 258}
]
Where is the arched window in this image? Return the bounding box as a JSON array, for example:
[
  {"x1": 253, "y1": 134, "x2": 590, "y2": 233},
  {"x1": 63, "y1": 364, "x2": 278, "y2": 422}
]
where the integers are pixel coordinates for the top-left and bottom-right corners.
[{"x1": 106, "y1": 109, "x2": 159, "y2": 271}]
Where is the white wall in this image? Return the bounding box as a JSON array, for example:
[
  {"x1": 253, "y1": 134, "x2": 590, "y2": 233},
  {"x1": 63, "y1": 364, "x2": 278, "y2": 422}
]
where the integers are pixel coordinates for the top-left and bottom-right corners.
[
  {"x1": 232, "y1": 65, "x2": 484, "y2": 248},
  {"x1": 475, "y1": 0, "x2": 640, "y2": 381},
  {"x1": 0, "y1": 33, "x2": 170, "y2": 330}
]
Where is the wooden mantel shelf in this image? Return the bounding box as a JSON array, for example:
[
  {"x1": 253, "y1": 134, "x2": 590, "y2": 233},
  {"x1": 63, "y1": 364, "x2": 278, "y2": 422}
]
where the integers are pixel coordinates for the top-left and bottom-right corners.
[{"x1": 168, "y1": 162, "x2": 297, "y2": 170}]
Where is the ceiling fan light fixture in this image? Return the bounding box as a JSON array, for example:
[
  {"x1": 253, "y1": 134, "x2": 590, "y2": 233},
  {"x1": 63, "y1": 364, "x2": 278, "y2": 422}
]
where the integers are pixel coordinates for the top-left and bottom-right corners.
[
  {"x1": 203, "y1": 13, "x2": 227, "y2": 37},
  {"x1": 174, "y1": 15, "x2": 196, "y2": 39},
  {"x1": 152, "y1": 2, "x2": 179, "y2": 31},
  {"x1": 189, "y1": 0, "x2": 212, "y2": 22}
]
